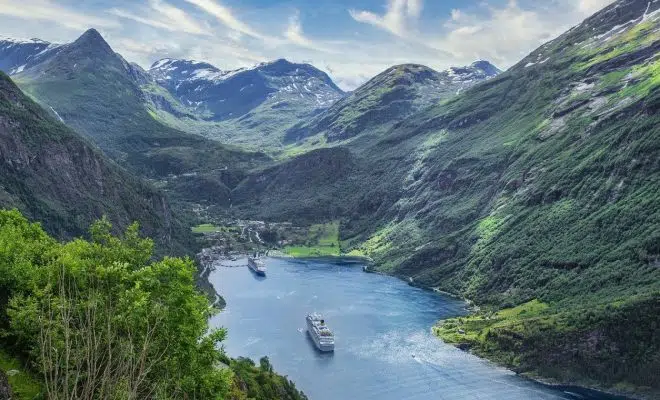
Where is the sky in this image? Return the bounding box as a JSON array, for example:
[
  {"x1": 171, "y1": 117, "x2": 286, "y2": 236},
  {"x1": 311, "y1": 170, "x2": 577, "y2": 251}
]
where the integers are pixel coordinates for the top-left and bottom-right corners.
[{"x1": 0, "y1": 0, "x2": 615, "y2": 90}]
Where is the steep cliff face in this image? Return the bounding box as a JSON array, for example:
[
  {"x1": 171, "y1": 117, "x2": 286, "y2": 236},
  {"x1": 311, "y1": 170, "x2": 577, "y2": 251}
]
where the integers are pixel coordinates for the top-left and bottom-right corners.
[{"x1": 0, "y1": 71, "x2": 189, "y2": 253}]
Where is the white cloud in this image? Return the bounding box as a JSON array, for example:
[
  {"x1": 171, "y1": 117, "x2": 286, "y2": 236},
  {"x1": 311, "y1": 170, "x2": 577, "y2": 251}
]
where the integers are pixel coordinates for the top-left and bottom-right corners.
[
  {"x1": 285, "y1": 11, "x2": 314, "y2": 48},
  {"x1": 577, "y1": 0, "x2": 615, "y2": 14},
  {"x1": 432, "y1": 0, "x2": 564, "y2": 66},
  {"x1": 349, "y1": 0, "x2": 424, "y2": 37},
  {"x1": 426, "y1": 0, "x2": 619, "y2": 69},
  {"x1": 0, "y1": 0, "x2": 623, "y2": 91},
  {"x1": 284, "y1": 11, "x2": 338, "y2": 54},
  {"x1": 114, "y1": 34, "x2": 266, "y2": 70},
  {"x1": 110, "y1": 0, "x2": 210, "y2": 36},
  {"x1": 183, "y1": 0, "x2": 265, "y2": 40},
  {"x1": 406, "y1": 0, "x2": 423, "y2": 18},
  {"x1": 147, "y1": 0, "x2": 210, "y2": 35},
  {"x1": 0, "y1": 0, "x2": 119, "y2": 30}
]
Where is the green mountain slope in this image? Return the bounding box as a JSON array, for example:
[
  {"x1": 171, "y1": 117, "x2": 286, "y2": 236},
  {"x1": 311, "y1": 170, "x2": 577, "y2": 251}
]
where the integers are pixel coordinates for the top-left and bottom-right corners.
[
  {"x1": 232, "y1": 147, "x2": 362, "y2": 223},
  {"x1": 284, "y1": 61, "x2": 499, "y2": 146},
  {"x1": 11, "y1": 29, "x2": 270, "y2": 206},
  {"x1": 0, "y1": 71, "x2": 190, "y2": 253},
  {"x1": 232, "y1": 0, "x2": 660, "y2": 395}
]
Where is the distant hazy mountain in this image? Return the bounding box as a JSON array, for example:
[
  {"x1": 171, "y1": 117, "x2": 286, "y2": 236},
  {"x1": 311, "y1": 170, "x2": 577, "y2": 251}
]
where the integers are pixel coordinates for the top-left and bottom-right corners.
[
  {"x1": 149, "y1": 57, "x2": 343, "y2": 120},
  {"x1": 143, "y1": 57, "x2": 345, "y2": 148},
  {"x1": 285, "y1": 61, "x2": 500, "y2": 144},
  {"x1": 0, "y1": 37, "x2": 61, "y2": 74}
]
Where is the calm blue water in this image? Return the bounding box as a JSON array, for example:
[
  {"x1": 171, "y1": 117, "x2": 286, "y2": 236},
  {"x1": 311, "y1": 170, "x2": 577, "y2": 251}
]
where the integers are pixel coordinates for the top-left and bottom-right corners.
[{"x1": 208, "y1": 258, "x2": 625, "y2": 400}]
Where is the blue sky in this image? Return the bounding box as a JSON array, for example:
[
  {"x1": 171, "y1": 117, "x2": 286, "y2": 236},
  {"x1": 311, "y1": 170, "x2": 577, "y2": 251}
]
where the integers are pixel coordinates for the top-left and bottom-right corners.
[{"x1": 0, "y1": 0, "x2": 614, "y2": 89}]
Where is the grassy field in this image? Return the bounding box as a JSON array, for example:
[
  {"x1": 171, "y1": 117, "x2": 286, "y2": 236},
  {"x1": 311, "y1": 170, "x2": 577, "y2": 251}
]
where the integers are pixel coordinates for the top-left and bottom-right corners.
[
  {"x1": 191, "y1": 223, "x2": 223, "y2": 234},
  {"x1": 0, "y1": 349, "x2": 41, "y2": 400},
  {"x1": 284, "y1": 222, "x2": 341, "y2": 257},
  {"x1": 434, "y1": 299, "x2": 550, "y2": 346},
  {"x1": 434, "y1": 296, "x2": 660, "y2": 395}
]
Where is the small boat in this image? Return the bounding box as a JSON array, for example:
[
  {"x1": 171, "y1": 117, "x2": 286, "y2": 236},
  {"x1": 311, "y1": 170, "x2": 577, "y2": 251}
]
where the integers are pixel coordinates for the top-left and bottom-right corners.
[{"x1": 247, "y1": 255, "x2": 266, "y2": 276}]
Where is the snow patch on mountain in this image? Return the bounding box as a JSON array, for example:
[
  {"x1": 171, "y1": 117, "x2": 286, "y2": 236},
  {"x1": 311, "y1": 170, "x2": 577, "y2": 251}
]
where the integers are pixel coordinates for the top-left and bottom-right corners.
[
  {"x1": 441, "y1": 60, "x2": 501, "y2": 83},
  {"x1": 0, "y1": 37, "x2": 62, "y2": 75},
  {"x1": 148, "y1": 57, "x2": 345, "y2": 120}
]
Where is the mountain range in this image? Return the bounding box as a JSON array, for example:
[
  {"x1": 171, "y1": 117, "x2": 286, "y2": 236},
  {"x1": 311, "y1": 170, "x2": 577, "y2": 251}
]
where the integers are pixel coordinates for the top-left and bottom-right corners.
[
  {"x1": 0, "y1": 0, "x2": 658, "y2": 396},
  {"x1": 0, "y1": 34, "x2": 502, "y2": 151},
  {"x1": 144, "y1": 57, "x2": 345, "y2": 148},
  {"x1": 285, "y1": 61, "x2": 500, "y2": 145},
  {"x1": 2, "y1": 29, "x2": 269, "y2": 211}
]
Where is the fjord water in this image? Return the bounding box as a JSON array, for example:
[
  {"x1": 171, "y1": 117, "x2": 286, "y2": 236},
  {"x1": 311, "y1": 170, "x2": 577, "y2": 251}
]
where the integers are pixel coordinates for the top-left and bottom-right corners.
[{"x1": 209, "y1": 258, "x2": 622, "y2": 400}]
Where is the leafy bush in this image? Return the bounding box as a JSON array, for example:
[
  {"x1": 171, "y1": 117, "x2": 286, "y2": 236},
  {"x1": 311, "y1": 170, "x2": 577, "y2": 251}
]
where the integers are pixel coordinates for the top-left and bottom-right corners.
[{"x1": 1, "y1": 210, "x2": 231, "y2": 399}]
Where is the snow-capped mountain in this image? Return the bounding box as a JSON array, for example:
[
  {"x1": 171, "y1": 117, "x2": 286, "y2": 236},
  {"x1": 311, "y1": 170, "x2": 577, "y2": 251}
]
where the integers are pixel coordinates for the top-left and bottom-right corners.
[
  {"x1": 285, "y1": 60, "x2": 501, "y2": 143},
  {"x1": 0, "y1": 37, "x2": 62, "y2": 74},
  {"x1": 441, "y1": 60, "x2": 501, "y2": 84},
  {"x1": 0, "y1": 30, "x2": 498, "y2": 149},
  {"x1": 0, "y1": 30, "x2": 145, "y2": 83},
  {"x1": 148, "y1": 58, "x2": 345, "y2": 121}
]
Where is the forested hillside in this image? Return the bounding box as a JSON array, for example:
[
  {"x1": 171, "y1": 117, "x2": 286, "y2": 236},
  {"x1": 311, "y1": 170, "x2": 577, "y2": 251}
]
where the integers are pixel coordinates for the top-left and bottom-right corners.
[{"x1": 0, "y1": 71, "x2": 190, "y2": 254}]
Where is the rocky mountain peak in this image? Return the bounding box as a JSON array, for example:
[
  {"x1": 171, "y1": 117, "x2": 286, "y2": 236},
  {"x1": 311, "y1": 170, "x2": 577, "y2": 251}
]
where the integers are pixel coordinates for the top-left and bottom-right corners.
[
  {"x1": 71, "y1": 28, "x2": 114, "y2": 56},
  {"x1": 442, "y1": 60, "x2": 501, "y2": 83},
  {"x1": 284, "y1": 59, "x2": 501, "y2": 144},
  {"x1": 470, "y1": 60, "x2": 502, "y2": 77},
  {"x1": 146, "y1": 56, "x2": 345, "y2": 126}
]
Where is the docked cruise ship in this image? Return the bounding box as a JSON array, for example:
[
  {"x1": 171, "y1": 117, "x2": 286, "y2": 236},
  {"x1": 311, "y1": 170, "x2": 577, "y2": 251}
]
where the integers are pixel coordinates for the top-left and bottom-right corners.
[
  {"x1": 247, "y1": 256, "x2": 266, "y2": 276},
  {"x1": 306, "y1": 313, "x2": 335, "y2": 352}
]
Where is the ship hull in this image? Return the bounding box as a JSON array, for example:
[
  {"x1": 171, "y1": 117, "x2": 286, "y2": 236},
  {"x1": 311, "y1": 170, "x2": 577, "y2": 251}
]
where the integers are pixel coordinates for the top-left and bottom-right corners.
[
  {"x1": 247, "y1": 259, "x2": 266, "y2": 276},
  {"x1": 306, "y1": 318, "x2": 335, "y2": 352},
  {"x1": 307, "y1": 330, "x2": 335, "y2": 352},
  {"x1": 248, "y1": 264, "x2": 266, "y2": 276}
]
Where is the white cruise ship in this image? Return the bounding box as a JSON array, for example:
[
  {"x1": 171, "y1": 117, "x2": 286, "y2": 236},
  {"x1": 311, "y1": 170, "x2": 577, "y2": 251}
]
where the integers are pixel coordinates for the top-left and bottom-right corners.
[
  {"x1": 306, "y1": 313, "x2": 335, "y2": 352},
  {"x1": 248, "y1": 256, "x2": 266, "y2": 276}
]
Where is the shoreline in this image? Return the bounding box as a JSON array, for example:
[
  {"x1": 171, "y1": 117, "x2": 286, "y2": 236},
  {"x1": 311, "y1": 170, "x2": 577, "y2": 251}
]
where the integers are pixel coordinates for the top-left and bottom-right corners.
[
  {"x1": 201, "y1": 253, "x2": 646, "y2": 400},
  {"x1": 520, "y1": 375, "x2": 640, "y2": 400},
  {"x1": 272, "y1": 254, "x2": 374, "y2": 265}
]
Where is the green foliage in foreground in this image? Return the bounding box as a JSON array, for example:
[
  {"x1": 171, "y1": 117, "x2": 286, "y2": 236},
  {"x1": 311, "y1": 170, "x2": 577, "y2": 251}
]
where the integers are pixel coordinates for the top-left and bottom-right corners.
[
  {"x1": 0, "y1": 349, "x2": 41, "y2": 400},
  {"x1": 284, "y1": 222, "x2": 340, "y2": 257},
  {"x1": 225, "y1": 357, "x2": 307, "y2": 400},
  {"x1": 1, "y1": 209, "x2": 231, "y2": 399},
  {"x1": 0, "y1": 209, "x2": 307, "y2": 400}
]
